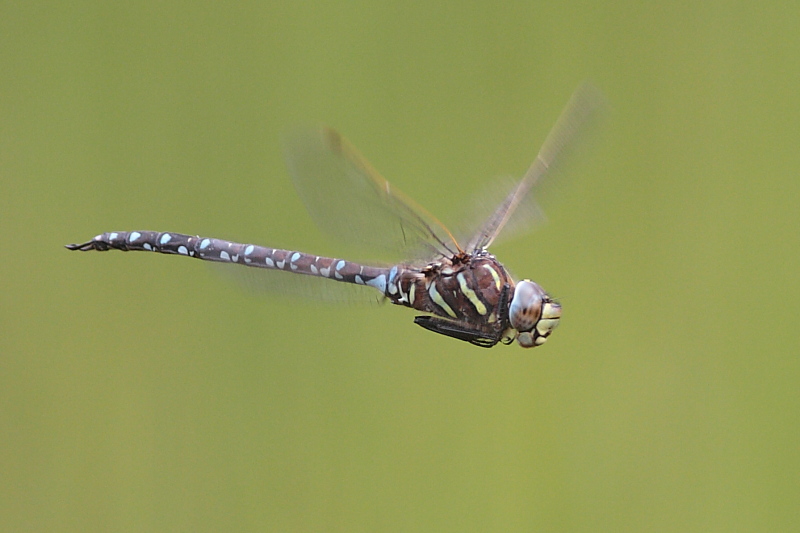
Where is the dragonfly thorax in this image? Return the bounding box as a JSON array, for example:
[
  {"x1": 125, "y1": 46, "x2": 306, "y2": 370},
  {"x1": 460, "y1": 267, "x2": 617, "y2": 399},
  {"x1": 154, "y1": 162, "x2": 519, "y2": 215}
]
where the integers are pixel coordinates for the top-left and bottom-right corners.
[{"x1": 402, "y1": 253, "x2": 561, "y2": 348}]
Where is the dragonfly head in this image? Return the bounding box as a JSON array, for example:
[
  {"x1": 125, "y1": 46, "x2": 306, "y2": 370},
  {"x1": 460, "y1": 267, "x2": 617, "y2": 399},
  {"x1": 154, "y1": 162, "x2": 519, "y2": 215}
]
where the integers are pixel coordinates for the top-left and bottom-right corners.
[{"x1": 509, "y1": 280, "x2": 561, "y2": 348}]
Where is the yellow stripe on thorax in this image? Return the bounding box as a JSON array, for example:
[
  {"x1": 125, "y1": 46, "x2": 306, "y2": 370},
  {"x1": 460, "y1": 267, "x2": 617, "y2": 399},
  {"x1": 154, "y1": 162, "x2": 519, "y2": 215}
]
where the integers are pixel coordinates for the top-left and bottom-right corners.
[
  {"x1": 428, "y1": 282, "x2": 457, "y2": 318},
  {"x1": 483, "y1": 264, "x2": 502, "y2": 291},
  {"x1": 457, "y1": 273, "x2": 487, "y2": 315}
]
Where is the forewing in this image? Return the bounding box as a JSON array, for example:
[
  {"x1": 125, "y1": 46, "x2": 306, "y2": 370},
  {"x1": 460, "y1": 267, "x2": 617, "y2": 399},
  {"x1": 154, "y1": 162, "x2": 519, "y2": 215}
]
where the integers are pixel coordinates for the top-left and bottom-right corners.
[
  {"x1": 284, "y1": 127, "x2": 460, "y2": 262},
  {"x1": 467, "y1": 82, "x2": 605, "y2": 251}
]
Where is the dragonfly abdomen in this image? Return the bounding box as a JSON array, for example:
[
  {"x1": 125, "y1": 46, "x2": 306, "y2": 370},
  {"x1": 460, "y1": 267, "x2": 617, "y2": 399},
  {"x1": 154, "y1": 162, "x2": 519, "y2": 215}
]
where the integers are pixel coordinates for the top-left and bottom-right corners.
[{"x1": 66, "y1": 231, "x2": 392, "y2": 291}]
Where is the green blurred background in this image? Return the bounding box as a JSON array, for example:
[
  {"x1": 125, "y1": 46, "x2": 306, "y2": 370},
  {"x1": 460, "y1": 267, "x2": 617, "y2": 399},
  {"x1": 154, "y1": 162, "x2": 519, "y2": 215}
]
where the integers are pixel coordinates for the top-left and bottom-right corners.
[{"x1": 2, "y1": 2, "x2": 798, "y2": 531}]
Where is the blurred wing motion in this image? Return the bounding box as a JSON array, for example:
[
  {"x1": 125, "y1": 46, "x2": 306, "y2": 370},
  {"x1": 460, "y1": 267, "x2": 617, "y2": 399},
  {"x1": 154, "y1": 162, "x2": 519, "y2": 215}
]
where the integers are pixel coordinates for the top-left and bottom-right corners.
[
  {"x1": 466, "y1": 82, "x2": 605, "y2": 251},
  {"x1": 66, "y1": 84, "x2": 601, "y2": 348},
  {"x1": 284, "y1": 127, "x2": 460, "y2": 262}
]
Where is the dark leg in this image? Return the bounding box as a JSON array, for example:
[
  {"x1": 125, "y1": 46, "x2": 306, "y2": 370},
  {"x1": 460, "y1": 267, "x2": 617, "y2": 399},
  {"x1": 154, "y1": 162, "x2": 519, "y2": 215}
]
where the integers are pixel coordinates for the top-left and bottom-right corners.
[{"x1": 413, "y1": 316, "x2": 499, "y2": 348}]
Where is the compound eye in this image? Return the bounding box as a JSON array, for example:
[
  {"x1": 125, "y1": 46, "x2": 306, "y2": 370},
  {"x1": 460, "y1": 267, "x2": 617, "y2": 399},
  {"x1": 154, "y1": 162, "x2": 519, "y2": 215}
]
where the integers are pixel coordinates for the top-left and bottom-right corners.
[{"x1": 509, "y1": 280, "x2": 544, "y2": 332}]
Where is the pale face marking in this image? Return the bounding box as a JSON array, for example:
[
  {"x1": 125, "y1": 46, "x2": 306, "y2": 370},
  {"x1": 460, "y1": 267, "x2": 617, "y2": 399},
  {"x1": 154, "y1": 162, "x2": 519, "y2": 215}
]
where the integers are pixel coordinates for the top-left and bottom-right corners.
[
  {"x1": 536, "y1": 319, "x2": 559, "y2": 336},
  {"x1": 265, "y1": 257, "x2": 275, "y2": 268},
  {"x1": 245, "y1": 245, "x2": 254, "y2": 255},
  {"x1": 319, "y1": 267, "x2": 330, "y2": 277},
  {"x1": 517, "y1": 331, "x2": 535, "y2": 348},
  {"x1": 178, "y1": 246, "x2": 188, "y2": 255},
  {"x1": 130, "y1": 232, "x2": 142, "y2": 242},
  {"x1": 276, "y1": 260, "x2": 285, "y2": 269},
  {"x1": 231, "y1": 254, "x2": 239, "y2": 262},
  {"x1": 199, "y1": 239, "x2": 211, "y2": 250},
  {"x1": 143, "y1": 243, "x2": 152, "y2": 251},
  {"x1": 310, "y1": 264, "x2": 318, "y2": 275},
  {"x1": 291, "y1": 252, "x2": 301, "y2": 263},
  {"x1": 159, "y1": 233, "x2": 172, "y2": 245},
  {"x1": 220, "y1": 251, "x2": 230, "y2": 261},
  {"x1": 408, "y1": 283, "x2": 416, "y2": 305},
  {"x1": 355, "y1": 275, "x2": 364, "y2": 285},
  {"x1": 109, "y1": 233, "x2": 118, "y2": 240}
]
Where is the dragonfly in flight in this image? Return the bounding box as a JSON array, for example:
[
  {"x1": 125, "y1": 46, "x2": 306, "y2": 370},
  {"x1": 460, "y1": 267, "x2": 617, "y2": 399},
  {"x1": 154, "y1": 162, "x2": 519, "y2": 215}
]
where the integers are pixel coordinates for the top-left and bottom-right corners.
[{"x1": 67, "y1": 83, "x2": 602, "y2": 348}]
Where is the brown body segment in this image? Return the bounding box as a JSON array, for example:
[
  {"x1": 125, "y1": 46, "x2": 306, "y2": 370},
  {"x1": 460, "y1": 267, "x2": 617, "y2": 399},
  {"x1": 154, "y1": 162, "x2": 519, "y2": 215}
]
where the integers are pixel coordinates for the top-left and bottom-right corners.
[{"x1": 394, "y1": 252, "x2": 516, "y2": 333}]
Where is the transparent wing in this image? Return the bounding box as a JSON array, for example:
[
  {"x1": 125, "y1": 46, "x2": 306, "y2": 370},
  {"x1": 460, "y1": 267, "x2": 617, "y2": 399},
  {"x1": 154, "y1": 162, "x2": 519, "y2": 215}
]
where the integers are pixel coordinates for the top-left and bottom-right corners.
[
  {"x1": 211, "y1": 261, "x2": 389, "y2": 306},
  {"x1": 452, "y1": 175, "x2": 547, "y2": 252},
  {"x1": 284, "y1": 127, "x2": 461, "y2": 263},
  {"x1": 466, "y1": 82, "x2": 605, "y2": 251}
]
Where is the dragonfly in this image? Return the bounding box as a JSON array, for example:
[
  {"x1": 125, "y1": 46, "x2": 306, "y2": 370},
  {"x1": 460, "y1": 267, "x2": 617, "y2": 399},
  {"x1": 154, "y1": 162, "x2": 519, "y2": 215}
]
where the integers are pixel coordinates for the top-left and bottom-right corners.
[{"x1": 67, "y1": 83, "x2": 602, "y2": 348}]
